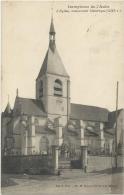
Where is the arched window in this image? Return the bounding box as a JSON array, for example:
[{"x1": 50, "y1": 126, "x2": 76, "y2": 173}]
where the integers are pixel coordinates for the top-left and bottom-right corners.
[
  {"x1": 54, "y1": 79, "x2": 62, "y2": 96},
  {"x1": 39, "y1": 80, "x2": 43, "y2": 98}
]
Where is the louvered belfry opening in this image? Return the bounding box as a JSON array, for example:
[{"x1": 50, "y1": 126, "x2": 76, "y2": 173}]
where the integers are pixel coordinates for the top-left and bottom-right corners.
[{"x1": 54, "y1": 79, "x2": 63, "y2": 96}]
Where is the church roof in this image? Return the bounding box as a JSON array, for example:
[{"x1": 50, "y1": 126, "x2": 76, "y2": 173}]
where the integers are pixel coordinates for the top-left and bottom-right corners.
[
  {"x1": 37, "y1": 47, "x2": 69, "y2": 79},
  {"x1": 37, "y1": 16, "x2": 69, "y2": 79},
  {"x1": 70, "y1": 103, "x2": 109, "y2": 122},
  {"x1": 13, "y1": 97, "x2": 46, "y2": 116}
]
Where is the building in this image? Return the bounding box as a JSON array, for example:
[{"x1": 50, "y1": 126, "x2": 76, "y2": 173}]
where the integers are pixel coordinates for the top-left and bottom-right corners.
[{"x1": 1, "y1": 17, "x2": 124, "y2": 157}]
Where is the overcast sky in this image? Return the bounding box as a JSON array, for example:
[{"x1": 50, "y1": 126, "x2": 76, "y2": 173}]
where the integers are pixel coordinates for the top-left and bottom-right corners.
[{"x1": 2, "y1": 1, "x2": 124, "y2": 111}]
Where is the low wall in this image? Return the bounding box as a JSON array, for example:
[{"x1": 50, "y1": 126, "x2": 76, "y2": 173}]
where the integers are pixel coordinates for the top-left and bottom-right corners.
[
  {"x1": 2, "y1": 155, "x2": 53, "y2": 174},
  {"x1": 87, "y1": 155, "x2": 124, "y2": 172},
  {"x1": 70, "y1": 155, "x2": 123, "y2": 171},
  {"x1": 2, "y1": 155, "x2": 123, "y2": 174}
]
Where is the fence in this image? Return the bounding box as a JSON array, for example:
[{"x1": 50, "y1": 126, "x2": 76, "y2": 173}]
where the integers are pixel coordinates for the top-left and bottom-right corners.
[
  {"x1": 88, "y1": 155, "x2": 124, "y2": 172},
  {"x1": 2, "y1": 153, "x2": 123, "y2": 174},
  {"x1": 2, "y1": 154, "x2": 53, "y2": 174}
]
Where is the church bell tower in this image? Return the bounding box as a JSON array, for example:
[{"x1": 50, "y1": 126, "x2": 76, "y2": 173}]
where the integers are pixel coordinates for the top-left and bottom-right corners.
[{"x1": 36, "y1": 16, "x2": 70, "y2": 126}]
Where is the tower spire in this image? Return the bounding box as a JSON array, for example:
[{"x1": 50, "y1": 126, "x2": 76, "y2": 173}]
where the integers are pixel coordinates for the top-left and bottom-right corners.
[
  {"x1": 49, "y1": 10, "x2": 56, "y2": 52},
  {"x1": 51, "y1": 7, "x2": 53, "y2": 22}
]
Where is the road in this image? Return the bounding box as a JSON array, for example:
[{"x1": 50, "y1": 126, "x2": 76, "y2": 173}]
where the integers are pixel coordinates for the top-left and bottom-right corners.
[{"x1": 1, "y1": 169, "x2": 124, "y2": 195}]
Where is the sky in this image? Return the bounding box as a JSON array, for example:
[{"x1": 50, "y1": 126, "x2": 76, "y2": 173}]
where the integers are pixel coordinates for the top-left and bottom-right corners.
[{"x1": 1, "y1": 1, "x2": 124, "y2": 111}]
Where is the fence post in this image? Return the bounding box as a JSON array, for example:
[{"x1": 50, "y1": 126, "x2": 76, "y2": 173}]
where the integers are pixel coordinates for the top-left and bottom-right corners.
[
  {"x1": 100, "y1": 123, "x2": 105, "y2": 153},
  {"x1": 24, "y1": 130, "x2": 28, "y2": 155},
  {"x1": 54, "y1": 117, "x2": 63, "y2": 146},
  {"x1": 52, "y1": 145, "x2": 59, "y2": 174},
  {"x1": 80, "y1": 146, "x2": 88, "y2": 172}
]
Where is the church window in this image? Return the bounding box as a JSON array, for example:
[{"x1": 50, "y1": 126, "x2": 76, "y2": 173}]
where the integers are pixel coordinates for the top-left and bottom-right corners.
[
  {"x1": 54, "y1": 79, "x2": 62, "y2": 96},
  {"x1": 39, "y1": 80, "x2": 43, "y2": 98}
]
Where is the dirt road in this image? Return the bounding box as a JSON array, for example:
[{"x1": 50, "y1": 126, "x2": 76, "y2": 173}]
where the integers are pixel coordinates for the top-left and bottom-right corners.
[{"x1": 1, "y1": 169, "x2": 124, "y2": 195}]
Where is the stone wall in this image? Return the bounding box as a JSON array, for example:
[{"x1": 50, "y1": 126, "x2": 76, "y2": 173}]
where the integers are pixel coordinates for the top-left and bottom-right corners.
[
  {"x1": 87, "y1": 155, "x2": 123, "y2": 172},
  {"x1": 2, "y1": 154, "x2": 123, "y2": 174}
]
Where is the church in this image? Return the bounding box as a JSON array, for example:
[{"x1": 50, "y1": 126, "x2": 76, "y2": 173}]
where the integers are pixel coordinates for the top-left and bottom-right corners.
[{"x1": 2, "y1": 16, "x2": 124, "y2": 157}]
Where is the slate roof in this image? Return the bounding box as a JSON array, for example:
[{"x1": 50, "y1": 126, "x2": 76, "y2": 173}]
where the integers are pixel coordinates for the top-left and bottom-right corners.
[
  {"x1": 37, "y1": 17, "x2": 69, "y2": 79},
  {"x1": 37, "y1": 47, "x2": 69, "y2": 79},
  {"x1": 70, "y1": 103, "x2": 109, "y2": 122},
  {"x1": 13, "y1": 97, "x2": 46, "y2": 116},
  {"x1": 12, "y1": 97, "x2": 109, "y2": 122}
]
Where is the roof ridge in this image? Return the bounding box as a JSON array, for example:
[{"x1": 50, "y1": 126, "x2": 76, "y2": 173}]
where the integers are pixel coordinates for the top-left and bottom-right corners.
[
  {"x1": 36, "y1": 50, "x2": 49, "y2": 80},
  {"x1": 71, "y1": 103, "x2": 108, "y2": 122},
  {"x1": 17, "y1": 97, "x2": 41, "y2": 101},
  {"x1": 71, "y1": 103, "x2": 109, "y2": 110}
]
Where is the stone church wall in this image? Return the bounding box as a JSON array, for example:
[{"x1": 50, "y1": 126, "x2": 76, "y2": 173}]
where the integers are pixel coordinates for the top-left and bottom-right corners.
[{"x1": 35, "y1": 133, "x2": 55, "y2": 154}]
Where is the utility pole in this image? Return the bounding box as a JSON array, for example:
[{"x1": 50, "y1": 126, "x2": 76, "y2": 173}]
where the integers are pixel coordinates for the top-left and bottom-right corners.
[{"x1": 115, "y1": 81, "x2": 119, "y2": 168}]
